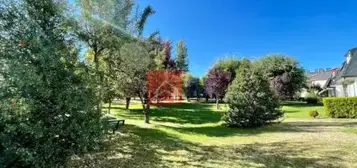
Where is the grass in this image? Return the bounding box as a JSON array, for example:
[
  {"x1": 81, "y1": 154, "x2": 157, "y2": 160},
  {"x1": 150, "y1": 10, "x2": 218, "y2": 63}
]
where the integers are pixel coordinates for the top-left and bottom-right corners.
[
  {"x1": 341, "y1": 127, "x2": 357, "y2": 134},
  {"x1": 69, "y1": 101, "x2": 357, "y2": 168}
]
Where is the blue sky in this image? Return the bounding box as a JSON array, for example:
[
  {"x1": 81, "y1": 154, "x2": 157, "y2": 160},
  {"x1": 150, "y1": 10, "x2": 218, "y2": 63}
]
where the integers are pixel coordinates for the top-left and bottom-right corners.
[{"x1": 138, "y1": 0, "x2": 357, "y2": 77}]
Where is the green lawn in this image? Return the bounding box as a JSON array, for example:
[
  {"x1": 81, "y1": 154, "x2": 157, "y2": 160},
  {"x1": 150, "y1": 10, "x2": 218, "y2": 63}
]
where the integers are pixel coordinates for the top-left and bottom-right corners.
[{"x1": 69, "y1": 101, "x2": 357, "y2": 168}]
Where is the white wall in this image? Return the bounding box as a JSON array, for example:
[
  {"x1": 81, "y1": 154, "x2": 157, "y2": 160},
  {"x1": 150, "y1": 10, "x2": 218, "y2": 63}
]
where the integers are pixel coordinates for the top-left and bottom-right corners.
[
  {"x1": 335, "y1": 85, "x2": 344, "y2": 97},
  {"x1": 335, "y1": 77, "x2": 357, "y2": 97},
  {"x1": 347, "y1": 77, "x2": 357, "y2": 97}
]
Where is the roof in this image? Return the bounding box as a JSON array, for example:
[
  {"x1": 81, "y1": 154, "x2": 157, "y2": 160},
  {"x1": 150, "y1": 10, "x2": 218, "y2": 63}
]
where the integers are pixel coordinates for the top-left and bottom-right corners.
[
  {"x1": 308, "y1": 71, "x2": 333, "y2": 81},
  {"x1": 335, "y1": 47, "x2": 357, "y2": 79}
]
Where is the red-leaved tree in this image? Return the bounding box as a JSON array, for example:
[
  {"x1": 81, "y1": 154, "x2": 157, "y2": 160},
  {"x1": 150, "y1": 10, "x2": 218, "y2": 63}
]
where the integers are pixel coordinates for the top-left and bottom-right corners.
[{"x1": 204, "y1": 68, "x2": 231, "y2": 109}]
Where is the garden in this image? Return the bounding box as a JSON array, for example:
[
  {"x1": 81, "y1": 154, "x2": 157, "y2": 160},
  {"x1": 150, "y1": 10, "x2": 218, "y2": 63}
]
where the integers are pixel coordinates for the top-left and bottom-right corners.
[
  {"x1": 69, "y1": 101, "x2": 357, "y2": 168},
  {"x1": 1, "y1": 0, "x2": 357, "y2": 168}
]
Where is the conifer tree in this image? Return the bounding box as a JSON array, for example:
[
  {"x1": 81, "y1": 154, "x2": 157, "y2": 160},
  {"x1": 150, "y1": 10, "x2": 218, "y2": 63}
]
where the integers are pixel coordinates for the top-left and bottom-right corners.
[{"x1": 223, "y1": 59, "x2": 283, "y2": 127}]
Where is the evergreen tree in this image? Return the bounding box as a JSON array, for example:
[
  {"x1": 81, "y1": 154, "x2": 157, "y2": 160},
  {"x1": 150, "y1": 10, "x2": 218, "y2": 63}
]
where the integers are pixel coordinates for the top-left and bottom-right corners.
[
  {"x1": 176, "y1": 40, "x2": 189, "y2": 72},
  {"x1": 223, "y1": 59, "x2": 283, "y2": 127},
  {"x1": 0, "y1": 0, "x2": 104, "y2": 166}
]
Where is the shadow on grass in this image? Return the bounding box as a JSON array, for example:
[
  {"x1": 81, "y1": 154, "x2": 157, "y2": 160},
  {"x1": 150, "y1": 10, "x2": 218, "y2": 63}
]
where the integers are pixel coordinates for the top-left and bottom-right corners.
[
  {"x1": 69, "y1": 124, "x2": 345, "y2": 168},
  {"x1": 159, "y1": 123, "x2": 307, "y2": 137},
  {"x1": 281, "y1": 101, "x2": 323, "y2": 107},
  {"x1": 112, "y1": 103, "x2": 223, "y2": 124},
  {"x1": 285, "y1": 121, "x2": 357, "y2": 127},
  {"x1": 160, "y1": 120, "x2": 357, "y2": 137}
]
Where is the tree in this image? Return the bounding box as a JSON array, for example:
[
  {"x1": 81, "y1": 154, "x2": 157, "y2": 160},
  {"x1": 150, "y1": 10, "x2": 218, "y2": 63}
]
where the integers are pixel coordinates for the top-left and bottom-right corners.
[
  {"x1": 204, "y1": 68, "x2": 231, "y2": 109},
  {"x1": 188, "y1": 77, "x2": 200, "y2": 100},
  {"x1": 183, "y1": 73, "x2": 193, "y2": 101},
  {"x1": 254, "y1": 54, "x2": 306, "y2": 100},
  {"x1": 0, "y1": 0, "x2": 105, "y2": 166},
  {"x1": 119, "y1": 42, "x2": 153, "y2": 123},
  {"x1": 223, "y1": 59, "x2": 283, "y2": 127},
  {"x1": 77, "y1": 0, "x2": 135, "y2": 113},
  {"x1": 213, "y1": 57, "x2": 240, "y2": 81},
  {"x1": 78, "y1": 0, "x2": 155, "y2": 112},
  {"x1": 176, "y1": 40, "x2": 189, "y2": 72},
  {"x1": 162, "y1": 41, "x2": 176, "y2": 69},
  {"x1": 119, "y1": 5, "x2": 156, "y2": 110}
]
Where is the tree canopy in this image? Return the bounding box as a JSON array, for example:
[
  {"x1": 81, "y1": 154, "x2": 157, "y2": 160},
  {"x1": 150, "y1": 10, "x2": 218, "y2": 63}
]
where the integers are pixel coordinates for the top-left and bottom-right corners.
[
  {"x1": 254, "y1": 54, "x2": 306, "y2": 100},
  {"x1": 204, "y1": 68, "x2": 231, "y2": 109},
  {"x1": 223, "y1": 59, "x2": 283, "y2": 127}
]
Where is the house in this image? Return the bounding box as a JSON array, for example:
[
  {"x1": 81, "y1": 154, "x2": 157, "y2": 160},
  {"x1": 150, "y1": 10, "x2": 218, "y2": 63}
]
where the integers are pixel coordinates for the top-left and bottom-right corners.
[
  {"x1": 300, "y1": 69, "x2": 334, "y2": 97},
  {"x1": 322, "y1": 47, "x2": 357, "y2": 97}
]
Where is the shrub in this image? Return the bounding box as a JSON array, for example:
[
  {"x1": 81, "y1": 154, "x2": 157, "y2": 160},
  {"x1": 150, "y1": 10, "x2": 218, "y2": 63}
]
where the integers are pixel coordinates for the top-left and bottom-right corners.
[
  {"x1": 323, "y1": 97, "x2": 357, "y2": 118},
  {"x1": 305, "y1": 92, "x2": 320, "y2": 104},
  {"x1": 222, "y1": 59, "x2": 283, "y2": 128},
  {"x1": 305, "y1": 97, "x2": 319, "y2": 104},
  {"x1": 309, "y1": 110, "x2": 319, "y2": 118}
]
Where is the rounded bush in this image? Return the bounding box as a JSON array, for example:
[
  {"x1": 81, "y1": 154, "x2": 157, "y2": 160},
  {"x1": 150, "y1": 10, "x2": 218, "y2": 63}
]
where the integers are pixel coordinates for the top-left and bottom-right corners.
[{"x1": 309, "y1": 110, "x2": 319, "y2": 118}]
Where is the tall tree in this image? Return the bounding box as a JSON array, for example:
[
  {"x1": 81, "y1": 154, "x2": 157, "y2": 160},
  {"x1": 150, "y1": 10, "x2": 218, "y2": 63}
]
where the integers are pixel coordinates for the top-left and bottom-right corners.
[
  {"x1": 254, "y1": 54, "x2": 306, "y2": 100},
  {"x1": 176, "y1": 40, "x2": 189, "y2": 72},
  {"x1": 77, "y1": 0, "x2": 135, "y2": 113},
  {"x1": 204, "y1": 68, "x2": 231, "y2": 109},
  {"x1": 223, "y1": 59, "x2": 283, "y2": 127},
  {"x1": 0, "y1": 0, "x2": 104, "y2": 166},
  {"x1": 214, "y1": 57, "x2": 240, "y2": 82},
  {"x1": 119, "y1": 42, "x2": 154, "y2": 123}
]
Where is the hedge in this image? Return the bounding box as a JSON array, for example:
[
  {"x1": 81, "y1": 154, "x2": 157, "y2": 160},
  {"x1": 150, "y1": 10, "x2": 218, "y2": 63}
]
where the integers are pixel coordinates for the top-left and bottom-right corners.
[{"x1": 323, "y1": 97, "x2": 357, "y2": 118}]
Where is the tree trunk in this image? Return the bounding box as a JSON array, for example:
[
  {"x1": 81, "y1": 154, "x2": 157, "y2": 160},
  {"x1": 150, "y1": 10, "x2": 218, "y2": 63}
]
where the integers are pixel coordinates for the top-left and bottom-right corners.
[
  {"x1": 205, "y1": 96, "x2": 209, "y2": 103},
  {"x1": 94, "y1": 53, "x2": 102, "y2": 114},
  {"x1": 108, "y1": 101, "x2": 112, "y2": 114},
  {"x1": 216, "y1": 98, "x2": 219, "y2": 110},
  {"x1": 144, "y1": 104, "x2": 150, "y2": 124},
  {"x1": 125, "y1": 97, "x2": 131, "y2": 110},
  {"x1": 138, "y1": 92, "x2": 150, "y2": 124}
]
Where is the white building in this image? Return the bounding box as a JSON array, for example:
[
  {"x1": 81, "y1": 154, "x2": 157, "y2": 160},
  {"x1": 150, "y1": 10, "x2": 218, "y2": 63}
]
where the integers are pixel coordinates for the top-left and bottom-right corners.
[
  {"x1": 323, "y1": 47, "x2": 357, "y2": 97},
  {"x1": 301, "y1": 69, "x2": 334, "y2": 98}
]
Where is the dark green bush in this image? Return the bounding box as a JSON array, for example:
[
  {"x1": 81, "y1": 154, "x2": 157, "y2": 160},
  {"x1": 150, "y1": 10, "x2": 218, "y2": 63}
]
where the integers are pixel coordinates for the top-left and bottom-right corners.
[
  {"x1": 323, "y1": 97, "x2": 357, "y2": 118},
  {"x1": 309, "y1": 110, "x2": 319, "y2": 118},
  {"x1": 305, "y1": 97, "x2": 319, "y2": 104},
  {"x1": 222, "y1": 59, "x2": 283, "y2": 128}
]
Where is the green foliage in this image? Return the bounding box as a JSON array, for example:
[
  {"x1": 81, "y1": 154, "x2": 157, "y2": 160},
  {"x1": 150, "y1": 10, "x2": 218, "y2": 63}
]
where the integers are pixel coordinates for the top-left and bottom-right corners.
[
  {"x1": 137, "y1": 5, "x2": 155, "y2": 36},
  {"x1": 305, "y1": 92, "x2": 320, "y2": 104},
  {"x1": 323, "y1": 97, "x2": 357, "y2": 118},
  {"x1": 213, "y1": 57, "x2": 240, "y2": 81},
  {"x1": 223, "y1": 59, "x2": 283, "y2": 127},
  {"x1": 0, "y1": 0, "x2": 105, "y2": 167},
  {"x1": 305, "y1": 97, "x2": 319, "y2": 104},
  {"x1": 176, "y1": 40, "x2": 189, "y2": 72},
  {"x1": 254, "y1": 54, "x2": 306, "y2": 100},
  {"x1": 309, "y1": 110, "x2": 319, "y2": 118}
]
